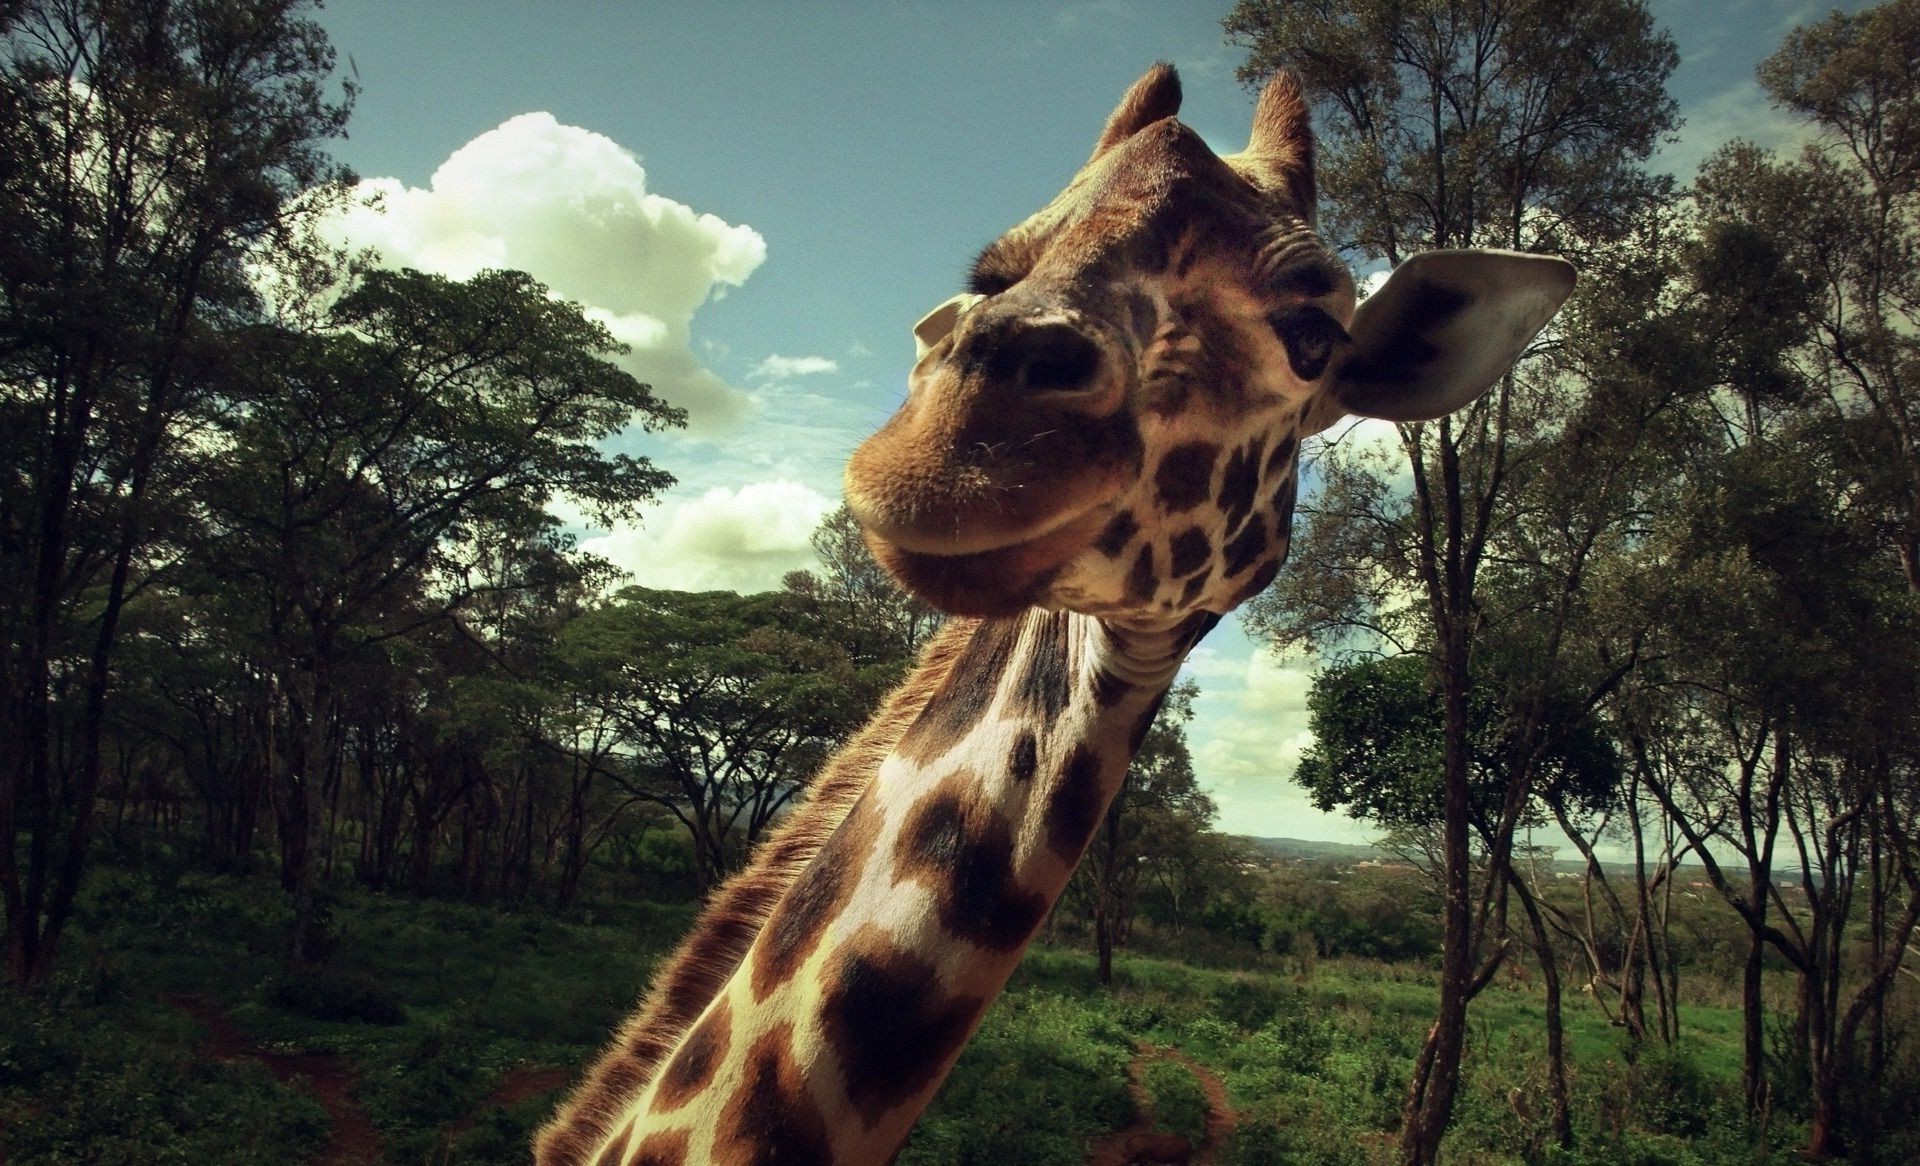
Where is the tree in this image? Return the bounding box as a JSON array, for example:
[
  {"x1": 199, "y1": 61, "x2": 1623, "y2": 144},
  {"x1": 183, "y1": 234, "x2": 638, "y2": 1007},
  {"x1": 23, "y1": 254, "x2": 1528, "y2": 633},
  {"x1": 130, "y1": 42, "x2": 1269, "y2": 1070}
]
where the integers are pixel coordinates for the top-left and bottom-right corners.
[
  {"x1": 0, "y1": 0, "x2": 353, "y2": 988},
  {"x1": 1754, "y1": 0, "x2": 1920, "y2": 593},
  {"x1": 195, "y1": 266, "x2": 680, "y2": 962},
  {"x1": 1065, "y1": 680, "x2": 1214, "y2": 984},
  {"x1": 782, "y1": 502, "x2": 940, "y2": 669},
  {"x1": 1224, "y1": 3, "x2": 1679, "y2": 1158},
  {"x1": 557, "y1": 587, "x2": 882, "y2": 890}
]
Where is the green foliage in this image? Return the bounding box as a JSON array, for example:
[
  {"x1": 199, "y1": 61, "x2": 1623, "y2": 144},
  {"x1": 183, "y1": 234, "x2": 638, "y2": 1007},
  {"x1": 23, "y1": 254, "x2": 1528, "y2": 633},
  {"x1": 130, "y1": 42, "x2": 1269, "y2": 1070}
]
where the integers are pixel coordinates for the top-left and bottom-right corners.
[
  {"x1": 900, "y1": 991, "x2": 1135, "y2": 1166},
  {"x1": 1142, "y1": 1057, "x2": 1210, "y2": 1145},
  {"x1": 0, "y1": 973, "x2": 329, "y2": 1164},
  {"x1": 268, "y1": 968, "x2": 407, "y2": 1026},
  {"x1": 1294, "y1": 654, "x2": 1622, "y2": 834}
]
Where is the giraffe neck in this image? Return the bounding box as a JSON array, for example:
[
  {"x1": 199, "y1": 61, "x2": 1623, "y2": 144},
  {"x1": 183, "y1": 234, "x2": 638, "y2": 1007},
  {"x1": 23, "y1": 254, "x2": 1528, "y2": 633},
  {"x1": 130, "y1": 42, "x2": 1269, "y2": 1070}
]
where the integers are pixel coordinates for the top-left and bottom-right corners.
[{"x1": 582, "y1": 607, "x2": 1211, "y2": 1166}]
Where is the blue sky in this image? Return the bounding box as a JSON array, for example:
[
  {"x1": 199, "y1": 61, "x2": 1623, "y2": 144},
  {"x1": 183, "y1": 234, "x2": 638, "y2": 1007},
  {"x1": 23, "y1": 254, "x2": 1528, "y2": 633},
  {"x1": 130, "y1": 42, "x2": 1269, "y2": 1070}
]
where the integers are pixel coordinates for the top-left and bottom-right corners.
[{"x1": 311, "y1": 0, "x2": 1861, "y2": 846}]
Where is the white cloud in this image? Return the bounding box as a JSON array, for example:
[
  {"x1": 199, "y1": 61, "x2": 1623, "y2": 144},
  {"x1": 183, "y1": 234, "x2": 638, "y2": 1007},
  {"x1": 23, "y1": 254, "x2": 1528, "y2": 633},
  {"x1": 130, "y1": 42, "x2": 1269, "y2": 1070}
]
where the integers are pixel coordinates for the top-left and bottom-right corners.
[
  {"x1": 319, "y1": 113, "x2": 767, "y2": 433},
  {"x1": 580, "y1": 479, "x2": 835, "y2": 594},
  {"x1": 1183, "y1": 631, "x2": 1378, "y2": 846},
  {"x1": 1658, "y1": 78, "x2": 1816, "y2": 180},
  {"x1": 751, "y1": 354, "x2": 840, "y2": 379}
]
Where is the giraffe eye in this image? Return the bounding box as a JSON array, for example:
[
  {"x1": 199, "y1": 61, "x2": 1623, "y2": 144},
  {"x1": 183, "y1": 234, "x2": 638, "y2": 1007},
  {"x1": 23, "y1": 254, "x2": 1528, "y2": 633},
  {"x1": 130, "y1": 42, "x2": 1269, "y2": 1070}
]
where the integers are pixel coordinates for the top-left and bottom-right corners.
[{"x1": 1270, "y1": 306, "x2": 1347, "y2": 382}]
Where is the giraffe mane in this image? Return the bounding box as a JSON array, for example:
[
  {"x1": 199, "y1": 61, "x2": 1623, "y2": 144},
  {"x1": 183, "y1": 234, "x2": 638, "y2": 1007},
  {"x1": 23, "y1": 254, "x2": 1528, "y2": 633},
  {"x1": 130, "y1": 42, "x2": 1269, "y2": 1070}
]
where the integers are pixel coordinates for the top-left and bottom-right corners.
[{"x1": 534, "y1": 617, "x2": 981, "y2": 1166}]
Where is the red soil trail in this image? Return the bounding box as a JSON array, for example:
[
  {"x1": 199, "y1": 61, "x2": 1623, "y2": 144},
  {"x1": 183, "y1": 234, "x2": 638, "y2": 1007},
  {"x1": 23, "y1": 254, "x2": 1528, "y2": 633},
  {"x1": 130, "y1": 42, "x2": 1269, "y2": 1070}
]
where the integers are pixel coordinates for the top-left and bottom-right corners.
[
  {"x1": 166, "y1": 995, "x2": 571, "y2": 1165},
  {"x1": 1086, "y1": 1043, "x2": 1239, "y2": 1166},
  {"x1": 167, "y1": 995, "x2": 383, "y2": 1165}
]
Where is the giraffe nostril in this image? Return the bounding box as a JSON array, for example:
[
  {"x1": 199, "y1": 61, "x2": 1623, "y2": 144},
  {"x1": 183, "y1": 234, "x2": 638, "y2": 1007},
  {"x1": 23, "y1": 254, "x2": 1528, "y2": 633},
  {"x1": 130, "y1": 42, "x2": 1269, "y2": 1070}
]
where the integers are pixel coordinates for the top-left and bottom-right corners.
[{"x1": 1006, "y1": 323, "x2": 1105, "y2": 395}]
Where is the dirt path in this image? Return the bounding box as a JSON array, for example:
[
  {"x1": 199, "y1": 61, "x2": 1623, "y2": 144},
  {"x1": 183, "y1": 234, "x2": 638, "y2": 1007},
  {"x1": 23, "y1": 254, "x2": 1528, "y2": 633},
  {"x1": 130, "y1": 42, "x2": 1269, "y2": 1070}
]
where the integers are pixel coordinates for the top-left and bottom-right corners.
[
  {"x1": 440, "y1": 1065, "x2": 573, "y2": 1139},
  {"x1": 1085, "y1": 1043, "x2": 1239, "y2": 1166},
  {"x1": 167, "y1": 995, "x2": 383, "y2": 1166},
  {"x1": 167, "y1": 995, "x2": 571, "y2": 1165}
]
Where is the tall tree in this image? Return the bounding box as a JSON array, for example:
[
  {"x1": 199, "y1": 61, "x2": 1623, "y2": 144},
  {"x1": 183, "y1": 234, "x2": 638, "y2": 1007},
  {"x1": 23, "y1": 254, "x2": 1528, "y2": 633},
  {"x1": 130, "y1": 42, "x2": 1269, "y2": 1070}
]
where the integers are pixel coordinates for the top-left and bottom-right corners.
[
  {"x1": 0, "y1": 0, "x2": 352, "y2": 987},
  {"x1": 196, "y1": 266, "x2": 680, "y2": 962},
  {"x1": 1754, "y1": 0, "x2": 1920, "y2": 593},
  {"x1": 1224, "y1": 2, "x2": 1678, "y2": 1158}
]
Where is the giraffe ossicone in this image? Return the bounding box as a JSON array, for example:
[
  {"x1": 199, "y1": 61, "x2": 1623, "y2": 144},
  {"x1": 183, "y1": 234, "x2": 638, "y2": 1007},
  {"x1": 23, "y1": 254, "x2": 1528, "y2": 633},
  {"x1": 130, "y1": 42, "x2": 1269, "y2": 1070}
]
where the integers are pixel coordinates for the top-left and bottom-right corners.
[{"x1": 538, "y1": 62, "x2": 1573, "y2": 1166}]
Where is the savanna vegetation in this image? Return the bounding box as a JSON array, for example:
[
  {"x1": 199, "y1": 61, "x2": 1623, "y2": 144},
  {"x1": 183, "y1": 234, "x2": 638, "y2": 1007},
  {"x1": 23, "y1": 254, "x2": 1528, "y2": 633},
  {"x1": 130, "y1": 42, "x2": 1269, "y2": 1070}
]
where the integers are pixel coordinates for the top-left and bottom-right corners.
[{"x1": 3, "y1": 0, "x2": 1917, "y2": 1163}]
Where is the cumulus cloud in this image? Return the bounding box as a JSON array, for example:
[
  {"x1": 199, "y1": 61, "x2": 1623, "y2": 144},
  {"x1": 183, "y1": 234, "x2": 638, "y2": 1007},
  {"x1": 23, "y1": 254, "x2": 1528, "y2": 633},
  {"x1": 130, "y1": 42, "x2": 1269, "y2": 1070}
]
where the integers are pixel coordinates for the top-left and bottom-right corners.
[
  {"x1": 1658, "y1": 78, "x2": 1816, "y2": 180},
  {"x1": 319, "y1": 113, "x2": 767, "y2": 433},
  {"x1": 580, "y1": 479, "x2": 835, "y2": 594},
  {"x1": 1184, "y1": 636, "x2": 1376, "y2": 845},
  {"x1": 751, "y1": 354, "x2": 840, "y2": 379}
]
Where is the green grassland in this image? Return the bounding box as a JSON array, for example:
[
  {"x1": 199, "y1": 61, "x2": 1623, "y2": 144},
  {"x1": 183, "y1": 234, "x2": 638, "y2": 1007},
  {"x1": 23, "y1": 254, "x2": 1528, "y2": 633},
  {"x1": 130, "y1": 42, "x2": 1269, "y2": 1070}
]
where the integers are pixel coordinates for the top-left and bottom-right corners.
[{"x1": 0, "y1": 862, "x2": 1809, "y2": 1165}]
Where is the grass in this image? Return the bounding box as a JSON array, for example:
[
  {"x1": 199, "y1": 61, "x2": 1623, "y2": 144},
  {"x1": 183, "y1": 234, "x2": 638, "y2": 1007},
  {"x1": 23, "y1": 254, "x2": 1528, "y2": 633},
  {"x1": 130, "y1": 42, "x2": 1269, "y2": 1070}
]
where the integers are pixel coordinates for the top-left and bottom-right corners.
[{"x1": 0, "y1": 862, "x2": 1828, "y2": 1164}]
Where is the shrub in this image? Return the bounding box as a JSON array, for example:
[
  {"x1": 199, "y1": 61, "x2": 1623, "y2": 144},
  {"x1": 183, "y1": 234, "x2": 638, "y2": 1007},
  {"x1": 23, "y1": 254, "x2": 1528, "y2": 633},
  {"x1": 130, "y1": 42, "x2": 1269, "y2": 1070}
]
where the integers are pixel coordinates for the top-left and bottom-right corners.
[
  {"x1": 1142, "y1": 1056, "x2": 1210, "y2": 1145},
  {"x1": 899, "y1": 990, "x2": 1134, "y2": 1166},
  {"x1": 268, "y1": 967, "x2": 408, "y2": 1025}
]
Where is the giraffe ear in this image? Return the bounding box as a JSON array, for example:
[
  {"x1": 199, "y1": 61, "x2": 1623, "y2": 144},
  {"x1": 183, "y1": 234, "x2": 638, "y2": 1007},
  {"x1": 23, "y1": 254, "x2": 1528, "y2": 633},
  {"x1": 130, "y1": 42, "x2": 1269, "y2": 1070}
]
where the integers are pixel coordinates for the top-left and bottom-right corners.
[
  {"x1": 1090, "y1": 62, "x2": 1182, "y2": 162},
  {"x1": 1229, "y1": 71, "x2": 1316, "y2": 222},
  {"x1": 1323, "y1": 250, "x2": 1576, "y2": 423}
]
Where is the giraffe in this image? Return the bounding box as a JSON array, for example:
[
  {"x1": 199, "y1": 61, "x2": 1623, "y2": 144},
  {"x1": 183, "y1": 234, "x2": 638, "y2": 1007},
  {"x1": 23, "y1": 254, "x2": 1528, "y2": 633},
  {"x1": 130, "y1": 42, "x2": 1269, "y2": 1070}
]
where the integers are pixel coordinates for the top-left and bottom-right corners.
[{"x1": 536, "y1": 63, "x2": 1574, "y2": 1166}]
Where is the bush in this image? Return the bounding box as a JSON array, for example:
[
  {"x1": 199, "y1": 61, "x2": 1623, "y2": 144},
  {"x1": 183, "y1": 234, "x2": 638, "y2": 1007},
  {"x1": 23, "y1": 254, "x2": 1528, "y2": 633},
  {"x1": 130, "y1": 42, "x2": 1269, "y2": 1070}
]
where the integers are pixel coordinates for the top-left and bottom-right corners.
[
  {"x1": 1142, "y1": 1057, "x2": 1210, "y2": 1145},
  {"x1": 899, "y1": 990, "x2": 1134, "y2": 1165},
  {"x1": 268, "y1": 967, "x2": 408, "y2": 1025}
]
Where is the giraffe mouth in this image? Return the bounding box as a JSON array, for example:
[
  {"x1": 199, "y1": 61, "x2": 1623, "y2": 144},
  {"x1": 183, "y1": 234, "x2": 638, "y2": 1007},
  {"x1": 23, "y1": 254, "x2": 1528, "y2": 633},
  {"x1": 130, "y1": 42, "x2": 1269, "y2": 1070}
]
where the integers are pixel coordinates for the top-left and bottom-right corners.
[{"x1": 865, "y1": 506, "x2": 1113, "y2": 619}]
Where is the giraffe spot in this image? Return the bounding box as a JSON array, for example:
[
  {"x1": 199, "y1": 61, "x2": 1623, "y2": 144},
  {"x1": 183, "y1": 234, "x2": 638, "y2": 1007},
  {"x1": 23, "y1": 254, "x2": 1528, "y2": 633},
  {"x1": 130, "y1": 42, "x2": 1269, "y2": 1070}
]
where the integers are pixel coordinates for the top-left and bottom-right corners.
[
  {"x1": 591, "y1": 1119, "x2": 639, "y2": 1166},
  {"x1": 629, "y1": 1129, "x2": 691, "y2": 1166},
  {"x1": 1223, "y1": 518, "x2": 1268, "y2": 579},
  {"x1": 822, "y1": 931, "x2": 984, "y2": 1128},
  {"x1": 1235, "y1": 558, "x2": 1282, "y2": 604},
  {"x1": 1046, "y1": 746, "x2": 1108, "y2": 861},
  {"x1": 1168, "y1": 526, "x2": 1211, "y2": 578},
  {"x1": 716, "y1": 1023, "x2": 834, "y2": 1166},
  {"x1": 1010, "y1": 731, "x2": 1038, "y2": 784},
  {"x1": 1126, "y1": 542, "x2": 1157, "y2": 604},
  {"x1": 896, "y1": 618, "x2": 1021, "y2": 765},
  {"x1": 896, "y1": 776, "x2": 1050, "y2": 952},
  {"x1": 1154, "y1": 441, "x2": 1219, "y2": 512},
  {"x1": 1263, "y1": 433, "x2": 1299, "y2": 479},
  {"x1": 1011, "y1": 611, "x2": 1073, "y2": 732},
  {"x1": 1129, "y1": 693, "x2": 1169, "y2": 753},
  {"x1": 651, "y1": 996, "x2": 732, "y2": 1113},
  {"x1": 1217, "y1": 438, "x2": 1265, "y2": 535},
  {"x1": 1094, "y1": 509, "x2": 1139, "y2": 558},
  {"x1": 752, "y1": 796, "x2": 878, "y2": 999},
  {"x1": 1271, "y1": 475, "x2": 1299, "y2": 536},
  {"x1": 1093, "y1": 668, "x2": 1131, "y2": 708},
  {"x1": 1178, "y1": 569, "x2": 1210, "y2": 608}
]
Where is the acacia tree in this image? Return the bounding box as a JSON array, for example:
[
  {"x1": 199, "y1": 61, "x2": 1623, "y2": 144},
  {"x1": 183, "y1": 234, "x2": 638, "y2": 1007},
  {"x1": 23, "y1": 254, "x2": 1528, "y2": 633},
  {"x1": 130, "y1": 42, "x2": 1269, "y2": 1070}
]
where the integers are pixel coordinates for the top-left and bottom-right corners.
[
  {"x1": 0, "y1": 0, "x2": 353, "y2": 987},
  {"x1": 196, "y1": 266, "x2": 680, "y2": 962},
  {"x1": 1226, "y1": 3, "x2": 1678, "y2": 1155},
  {"x1": 557, "y1": 587, "x2": 882, "y2": 890}
]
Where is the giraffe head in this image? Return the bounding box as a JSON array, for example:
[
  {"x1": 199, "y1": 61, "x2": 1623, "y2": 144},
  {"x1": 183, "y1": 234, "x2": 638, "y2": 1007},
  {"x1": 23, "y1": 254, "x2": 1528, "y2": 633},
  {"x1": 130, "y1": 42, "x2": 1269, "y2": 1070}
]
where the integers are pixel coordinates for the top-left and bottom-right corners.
[{"x1": 847, "y1": 64, "x2": 1573, "y2": 622}]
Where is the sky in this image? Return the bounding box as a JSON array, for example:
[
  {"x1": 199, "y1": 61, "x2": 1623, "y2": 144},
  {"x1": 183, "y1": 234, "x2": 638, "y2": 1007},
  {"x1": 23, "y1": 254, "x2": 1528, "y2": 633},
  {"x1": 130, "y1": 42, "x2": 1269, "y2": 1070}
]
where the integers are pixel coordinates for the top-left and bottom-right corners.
[{"x1": 307, "y1": 0, "x2": 1862, "y2": 850}]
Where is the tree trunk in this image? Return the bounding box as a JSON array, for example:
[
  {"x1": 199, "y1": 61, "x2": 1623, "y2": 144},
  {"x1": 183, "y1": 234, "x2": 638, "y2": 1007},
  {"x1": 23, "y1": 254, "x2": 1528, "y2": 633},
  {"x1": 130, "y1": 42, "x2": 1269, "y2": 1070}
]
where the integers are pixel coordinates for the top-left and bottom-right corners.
[
  {"x1": 1510, "y1": 871, "x2": 1572, "y2": 1150},
  {"x1": 1400, "y1": 624, "x2": 1474, "y2": 1165},
  {"x1": 1742, "y1": 933, "x2": 1767, "y2": 1117}
]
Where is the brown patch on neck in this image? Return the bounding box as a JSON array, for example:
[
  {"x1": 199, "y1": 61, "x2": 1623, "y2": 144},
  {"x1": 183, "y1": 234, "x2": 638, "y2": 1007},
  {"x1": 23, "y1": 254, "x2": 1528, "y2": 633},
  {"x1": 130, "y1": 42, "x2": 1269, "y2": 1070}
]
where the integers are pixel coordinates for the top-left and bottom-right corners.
[
  {"x1": 714, "y1": 1023, "x2": 835, "y2": 1166},
  {"x1": 649, "y1": 996, "x2": 732, "y2": 1114},
  {"x1": 894, "y1": 770, "x2": 1051, "y2": 952},
  {"x1": 820, "y1": 926, "x2": 987, "y2": 1131},
  {"x1": 893, "y1": 618, "x2": 1021, "y2": 764},
  {"x1": 534, "y1": 621, "x2": 981, "y2": 1166},
  {"x1": 750, "y1": 793, "x2": 882, "y2": 999}
]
